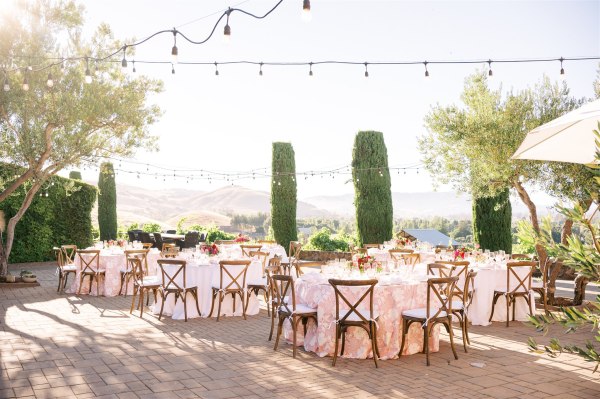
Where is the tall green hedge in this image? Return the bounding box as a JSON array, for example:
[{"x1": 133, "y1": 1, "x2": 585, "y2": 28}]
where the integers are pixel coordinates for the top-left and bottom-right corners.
[
  {"x1": 0, "y1": 164, "x2": 96, "y2": 262},
  {"x1": 472, "y1": 189, "x2": 512, "y2": 253},
  {"x1": 69, "y1": 170, "x2": 82, "y2": 180},
  {"x1": 352, "y1": 131, "x2": 393, "y2": 246},
  {"x1": 98, "y1": 162, "x2": 117, "y2": 241},
  {"x1": 271, "y1": 142, "x2": 297, "y2": 255}
]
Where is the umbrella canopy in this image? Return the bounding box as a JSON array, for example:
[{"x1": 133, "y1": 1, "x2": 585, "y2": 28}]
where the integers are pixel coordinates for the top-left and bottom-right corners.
[{"x1": 512, "y1": 99, "x2": 600, "y2": 164}]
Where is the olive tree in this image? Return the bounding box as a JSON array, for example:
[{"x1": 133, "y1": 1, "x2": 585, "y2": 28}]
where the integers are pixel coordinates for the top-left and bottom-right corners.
[{"x1": 0, "y1": 0, "x2": 162, "y2": 276}]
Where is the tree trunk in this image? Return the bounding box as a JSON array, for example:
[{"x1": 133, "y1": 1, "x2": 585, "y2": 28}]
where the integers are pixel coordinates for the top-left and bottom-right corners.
[
  {"x1": 513, "y1": 180, "x2": 548, "y2": 267},
  {"x1": 561, "y1": 219, "x2": 573, "y2": 245},
  {"x1": 573, "y1": 274, "x2": 589, "y2": 306},
  {"x1": 0, "y1": 237, "x2": 7, "y2": 278},
  {"x1": 545, "y1": 259, "x2": 563, "y2": 305}
]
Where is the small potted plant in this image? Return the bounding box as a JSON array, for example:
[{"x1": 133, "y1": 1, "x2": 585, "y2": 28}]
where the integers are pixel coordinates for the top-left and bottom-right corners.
[{"x1": 20, "y1": 270, "x2": 37, "y2": 283}]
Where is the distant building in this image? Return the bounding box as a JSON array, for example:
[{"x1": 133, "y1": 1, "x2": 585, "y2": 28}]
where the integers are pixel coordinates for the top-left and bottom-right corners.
[{"x1": 398, "y1": 229, "x2": 458, "y2": 247}]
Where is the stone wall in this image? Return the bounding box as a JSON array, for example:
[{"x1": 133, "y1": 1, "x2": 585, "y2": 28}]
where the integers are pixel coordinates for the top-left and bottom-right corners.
[{"x1": 299, "y1": 250, "x2": 352, "y2": 262}]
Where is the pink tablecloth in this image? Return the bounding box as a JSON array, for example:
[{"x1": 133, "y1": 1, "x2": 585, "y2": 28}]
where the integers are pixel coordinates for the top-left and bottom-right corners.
[
  {"x1": 282, "y1": 273, "x2": 440, "y2": 360},
  {"x1": 67, "y1": 249, "x2": 161, "y2": 296}
]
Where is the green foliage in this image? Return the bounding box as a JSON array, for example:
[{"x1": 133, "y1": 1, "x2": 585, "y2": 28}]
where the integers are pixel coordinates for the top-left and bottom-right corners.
[
  {"x1": 515, "y1": 216, "x2": 560, "y2": 257},
  {"x1": 69, "y1": 171, "x2": 82, "y2": 180},
  {"x1": 352, "y1": 131, "x2": 393, "y2": 246},
  {"x1": 528, "y1": 297, "x2": 600, "y2": 373},
  {"x1": 304, "y1": 228, "x2": 355, "y2": 252},
  {"x1": 182, "y1": 224, "x2": 234, "y2": 243},
  {"x1": 176, "y1": 217, "x2": 187, "y2": 234},
  {"x1": 271, "y1": 142, "x2": 298, "y2": 255},
  {"x1": 0, "y1": 165, "x2": 96, "y2": 262},
  {"x1": 472, "y1": 190, "x2": 512, "y2": 252},
  {"x1": 142, "y1": 223, "x2": 161, "y2": 233},
  {"x1": 98, "y1": 162, "x2": 117, "y2": 240}
]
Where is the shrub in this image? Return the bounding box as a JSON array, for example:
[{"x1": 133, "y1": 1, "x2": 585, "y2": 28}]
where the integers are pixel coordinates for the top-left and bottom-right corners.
[
  {"x1": 352, "y1": 131, "x2": 393, "y2": 246},
  {"x1": 305, "y1": 228, "x2": 353, "y2": 252},
  {"x1": 271, "y1": 142, "x2": 298, "y2": 254},
  {"x1": 472, "y1": 190, "x2": 513, "y2": 253}
]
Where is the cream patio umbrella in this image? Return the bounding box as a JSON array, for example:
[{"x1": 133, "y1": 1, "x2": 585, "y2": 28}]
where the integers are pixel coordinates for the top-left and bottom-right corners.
[{"x1": 511, "y1": 98, "x2": 600, "y2": 165}]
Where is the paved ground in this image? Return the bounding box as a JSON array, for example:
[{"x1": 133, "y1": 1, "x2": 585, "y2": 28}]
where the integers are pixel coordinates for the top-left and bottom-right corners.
[{"x1": 1, "y1": 263, "x2": 599, "y2": 399}]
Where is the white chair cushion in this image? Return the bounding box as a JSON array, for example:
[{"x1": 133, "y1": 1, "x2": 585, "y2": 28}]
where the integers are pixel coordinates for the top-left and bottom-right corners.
[
  {"x1": 338, "y1": 309, "x2": 379, "y2": 322},
  {"x1": 247, "y1": 277, "x2": 268, "y2": 286},
  {"x1": 451, "y1": 301, "x2": 464, "y2": 310},
  {"x1": 61, "y1": 265, "x2": 77, "y2": 271},
  {"x1": 120, "y1": 268, "x2": 131, "y2": 273},
  {"x1": 141, "y1": 276, "x2": 159, "y2": 285},
  {"x1": 403, "y1": 307, "x2": 448, "y2": 319},
  {"x1": 279, "y1": 303, "x2": 316, "y2": 314},
  {"x1": 531, "y1": 281, "x2": 543, "y2": 288}
]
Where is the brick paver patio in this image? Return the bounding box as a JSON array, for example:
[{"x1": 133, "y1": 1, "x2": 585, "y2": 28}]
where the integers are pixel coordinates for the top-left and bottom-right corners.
[{"x1": 1, "y1": 263, "x2": 598, "y2": 399}]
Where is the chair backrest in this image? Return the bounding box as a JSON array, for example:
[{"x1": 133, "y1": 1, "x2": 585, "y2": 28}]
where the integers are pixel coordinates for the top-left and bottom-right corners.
[
  {"x1": 184, "y1": 231, "x2": 199, "y2": 246},
  {"x1": 511, "y1": 253, "x2": 532, "y2": 260},
  {"x1": 216, "y1": 260, "x2": 251, "y2": 291},
  {"x1": 249, "y1": 250, "x2": 269, "y2": 274},
  {"x1": 142, "y1": 242, "x2": 153, "y2": 249},
  {"x1": 128, "y1": 256, "x2": 146, "y2": 286},
  {"x1": 124, "y1": 249, "x2": 149, "y2": 274},
  {"x1": 241, "y1": 244, "x2": 263, "y2": 257},
  {"x1": 77, "y1": 249, "x2": 100, "y2": 273},
  {"x1": 153, "y1": 233, "x2": 164, "y2": 248},
  {"x1": 163, "y1": 245, "x2": 179, "y2": 258},
  {"x1": 271, "y1": 274, "x2": 297, "y2": 314},
  {"x1": 139, "y1": 232, "x2": 154, "y2": 244},
  {"x1": 427, "y1": 263, "x2": 452, "y2": 278},
  {"x1": 158, "y1": 259, "x2": 187, "y2": 290},
  {"x1": 61, "y1": 245, "x2": 77, "y2": 264},
  {"x1": 434, "y1": 260, "x2": 469, "y2": 299},
  {"x1": 127, "y1": 231, "x2": 137, "y2": 242},
  {"x1": 506, "y1": 261, "x2": 536, "y2": 294},
  {"x1": 426, "y1": 276, "x2": 459, "y2": 320},
  {"x1": 463, "y1": 270, "x2": 478, "y2": 309},
  {"x1": 289, "y1": 241, "x2": 302, "y2": 259},
  {"x1": 401, "y1": 253, "x2": 421, "y2": 266},
  {"x1": 215, "y1": 239, "x2": 235, "y2": 245},
  {"x1": 328, "y1": 279, "x2": 378, "y2": 324},
  {"x1": 53, "y1": 246, "x2": 64, "y2": 267},
  {"x1": 293, "y1": 261, "x2": 324, "y2": 276},
  {"x1": 265, "y1": 256, "x2": 283, "y2": 278},
  {"x1": 363, "y1": 243, "x2": 381, "y2": 250},
  {"x1": 352, "y1": 247, "x2": 367, "y2": 256}
]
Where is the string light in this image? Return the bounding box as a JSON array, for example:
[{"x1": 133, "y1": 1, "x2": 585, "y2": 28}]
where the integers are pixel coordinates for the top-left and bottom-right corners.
[
  {"x1": 215, "y1": 62, "x2": 219, "y2": 76},
  {"x1": 224, "y1": 8, "x2": 232, "y2": 43},
  {"x1": 559, "y1": 56, "x2": 565, "y2": 75},
  {"x1": 132, "y1": 60, "x2": 136, "y2": 73},
  {"x1": 424, "y1": 61, "x2": 429, "y2": 77},
  {"x1": 309, "y1": 62, "x2": 313, "y2": 76},
  {"x1": 121, "y1": 46, "x2": 128, "y2": 68},
  {"x1": 259, "y1": 62, "x2": 263, "y2": 76},
  {"x1": 171, "y1": 63, "x2": 175, "y2": 74},
  {"x1": 46, "y1": 71, "x2": 54, "y2": 88},
  {"x1": 171, "y1": 30, "x2": 178, "y2": 64},
  {"x1": 364, "y1": 62, "x2": 369, "y2": 77},
  {"x1": 84, "y1": 58, "x2": 92, "y2": 84},
  {"x1": 22, "y1": 73, "x2": 29, "y2": 91},
  {"x1": 487, "y1": 59, "x2": 493, "y2": 77},
  {"x1": 302, "y1": 0, "x2": 312, "y2": 22},
  {"x1": 3, "y1": 74, "x2": 9, "y2": 92}
]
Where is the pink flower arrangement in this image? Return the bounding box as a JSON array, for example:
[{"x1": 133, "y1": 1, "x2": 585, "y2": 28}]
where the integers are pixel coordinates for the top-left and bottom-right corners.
[
  {"x1": 201, "y1": 243, "x2": 219, "y2": 255},
  {"x1": 234, "y1": 234, "x2": 250, "y2": 243}
]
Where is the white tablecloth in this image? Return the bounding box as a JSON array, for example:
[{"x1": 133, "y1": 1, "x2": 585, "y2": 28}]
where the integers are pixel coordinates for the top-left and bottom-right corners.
[
  {"x1": 217, "y1": 243, "x2": 287, "y2": 259},
  {"x1": 68, "y1": 248, "x2": 161, "y2": 296},
  {"x1": 152, "y1": 257, "x2": 263, "y2": 320},
  {"x1": 367, "y1": 249, "x2": 436, "y2": 265}
]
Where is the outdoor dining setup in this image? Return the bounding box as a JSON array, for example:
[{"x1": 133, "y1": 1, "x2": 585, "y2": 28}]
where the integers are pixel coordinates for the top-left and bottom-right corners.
[{"x1": 53, "y1": 237, "x2": 540, "y2": 367}]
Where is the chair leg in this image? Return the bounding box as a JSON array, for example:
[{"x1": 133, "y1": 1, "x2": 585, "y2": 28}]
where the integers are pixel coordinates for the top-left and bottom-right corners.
[
  {"x1": 269, "y1": 307, "x2": 276, "y2": 341},
  {"x1": 240, "y1": 292, "x2": 247, "y2": 320},
  {"x1": 124, "y1": 273, "x2": 130, "y2": 297},
  {"x1": 139, "y1": 288, "x2": 145, "y2": 318},
  {"x1": 512, "y1": 295, "x2": 517, "y2": 321},
  {"x1": 371, "y1": 323, "x2": 379, "y2": 368},
  {"x1": 464, "y1": 313, "x2": 471, "y2": 345},
  {"x1": 273, "y1": 315, "x2": 284, "y2": 351},
  {"x1": 208, "y1": 290, "x2": 216, "y2": 318},
  {"x1": 340, "y1": 328, "x2": 347, "y2": 356},
  {"x1": 489, "y1": 293, "x2": 499, "y2": 322},
  {"x1": 77, "y1": 274, "x2": 84, "y2": 295},
  {"x1": 264, "y1": 290, "x2": 270, "y2": 317},
  {"x1": 506, "y1": 295, "x2": 510, "y2": 327},
  {"x1": 216, "y1": 292, "x2": 223, "y2": 322},
  {"x1": 232, "y1": 293, "x2": 236, "y2": 315},
  {"x1": 424, "y1": 325, "x2": 430, "y2": 366},
  {"x1": 183, "y1": 291, "x2": 188, "y2": 322},
  {"x1": 332, "y1": 324, "x2": 340, "y2": 366},
  {"x1": 63, "y1": 273, "x2": 71, "y2": 290},
  {"x1": 158, "y1": 292, "x2": 167, "y2": 321},
  {"x1": 57, "y1": 272, "x2": 63, "y2": 293},
  {"x1": 88, "y1": 274, "x2": 93, "y2": 295},
  {"x1": 526, "y1": 293, "x2": 534, "y2": 316},
  {"x1": 398, "y1": 320, "x2": 409, "y2": 357},
  {"x1": 292, "y1": 316, "x2": 298, "y2": 359},
  {"x1": 118, "y1": 272, "x2": 125, "y2": 296},
  {"x1": 194, "y1": 290, "x2": 202, "y2": 317},
  {"x1": 447, "y1": 320, "x2": 458, "y2": 360},
  {"x1": 130, "y1": 285, "x2": 138, "y2": 314},
  {"x1": 372, "y1": 322, "x2": 380, "y2": 359}
]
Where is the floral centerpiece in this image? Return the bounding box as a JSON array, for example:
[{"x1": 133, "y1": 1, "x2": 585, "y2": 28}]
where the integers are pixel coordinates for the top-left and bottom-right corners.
[
  {"x1": 396, "y1": 237, "x2": 412, "y2": 248},
  {"x1": 454, "y1": 247, "x2": 469, "y2": 260},
  {"x1": 117, "y1": 239, "x2": 126, "y2": 248},
  {"x1": 201, "y1": 243, "x2": 219, "y2": 256},
  {"x1": 234, "y1": 233, "x2": 250, "y2": 243},
  {"x1": 354, "y1": 254, "x2": 382, "y2": 273}
]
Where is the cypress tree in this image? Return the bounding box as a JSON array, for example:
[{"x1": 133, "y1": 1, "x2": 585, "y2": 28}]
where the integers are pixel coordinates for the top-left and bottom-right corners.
[
  {"x1": 69, "y1": 171, "x2": 82, "y2": 180},
  {"x1": 270, "y1": 142, "x2": 297, "y2": 255},
  {"x1": 352, "y1": 131, "x2": 393, "y2": 246},
  {"x1": 98, "y1": 162, "x2": 118, "y2": 241},
  {"x1": 472, "y1": 189, "x2": 512, "y2": 253}
]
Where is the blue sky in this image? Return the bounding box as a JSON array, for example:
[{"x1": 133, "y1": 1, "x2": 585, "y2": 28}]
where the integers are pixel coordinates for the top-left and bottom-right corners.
[{"x1": 73, "y1": 0, "x2": 599, "y2": 198}]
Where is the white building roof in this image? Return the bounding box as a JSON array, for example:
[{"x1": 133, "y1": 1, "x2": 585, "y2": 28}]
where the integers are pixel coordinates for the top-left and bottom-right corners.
[{"x1": 400, "y1": 229, "x2": 458, "y2": 246}]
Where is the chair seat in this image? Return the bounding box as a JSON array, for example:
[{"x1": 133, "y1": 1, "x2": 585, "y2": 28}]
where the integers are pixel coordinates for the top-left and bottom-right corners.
[
  {"x1": 493, "y1": 289, "x2": 531, "y2": 295},
  {"x1": 163, "y1": 284, "x2": 190, "y2": 291},
  {"x1": 247, "y1": 277, "x2": 268, "y2": 287},
  {"x1": 61, "y1": 265, "x2": 77, "y2": 272},
  {"x1": 120, "y1": 268, "x2": 132, "y2": 274},
  {"x1": 139, "y1": 276, "x2": 160, "y2": 286},
  {"x1": 279, "y1": 303, "x2": 316, "y2": 314},
  {"x1": 211, "y1": 284, "x2": 244, "y2": 291},
  {"x1": 82, "y1": 270, "x2": 104, "y2": 274},
  {"x1": 339, "y1": 309, "x2": 379, "y2": 322},
  {"x1": 531, "y1": 281, "x2": 544, "y2": 289},
  {"x1": 451, "y1": 300, "x2": 464, "y2": 310},
  {"x1": 402, "y1": 307, "x2": 448, "y2": 319}
]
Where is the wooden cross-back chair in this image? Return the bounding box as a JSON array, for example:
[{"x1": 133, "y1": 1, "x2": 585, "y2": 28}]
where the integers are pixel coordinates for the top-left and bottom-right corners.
[
  {"x1": 283, "y1": 241, "x2": 304, "y2": 276},
  {"x1": 246, "y1": 251, "x2": 271, "y2": 316},
  {"x1": 61, "y1": 244, "x2": 77, "y2": 265},
  {"x1": 510, "y1": 253, "x2": 532, "y2": 260},
  {"x1": 272, "y1": 274, "x2": 318, "y2": 359},
  {"x1": 157, "y1": 259, "x2": 200, "y2": 322},
  {"x1": 433, "y1": 260, "x2": 469, "y2": 301},
  {"x1": 119, "y1": 249, "x2": 150, "y2": 296},
  {"x1": 142, "y1": 242, "x2": 153, "y2": 249},
  {"x1": 401, "y1": 253, "x2": 421, "y2": 266},
  {"x1": 214, "y1": 239, "x2": 236, "y2": 245},
  {"x1": 240, "y1": 244, "x2": 263, "y2": 257},
  {"x1": 489, "y1": 261, "x2": 537, "y2": 327},
  {"x1": 265, "y1": 256, "x2": 284, "y2": 341},
  {"x1": 452, "y1": 270, "x2": 478, "y2": 352},
  {"x1": 162, "y1": 244, "x2": 179, "y2": 258},
  {"x1": 54, "y1": 246, "x2": 76, "y2": 293},
  {"x1": 209, "y1": 260, "x2": 251, "y2": 321},
  {"x1": 352, "y1": 247, "x2": 367, "y2": 256},
  {"x1": 128, "y1": 256, "x2": 160, "y2": 318},
  {"x1": 399, "y1": 276, "x2": 459, "y2": 366},
  {"x1": 76, "y1": 249, "x2": 104, "y2": 295},
  {"x1": 328, "y1": 278, "x2": 380, "y2": 368}
]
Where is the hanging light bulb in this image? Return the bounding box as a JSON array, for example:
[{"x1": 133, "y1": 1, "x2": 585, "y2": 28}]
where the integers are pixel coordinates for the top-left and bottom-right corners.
[
  {"x1": 84, "y1": 58, "x2": 92, "y2": 84},
  {"x1": 559, "y1": 57, "x2": 565, "y2": 77},
  {"x1": 224, "y1": 8, "x2": 232, "y2": 43},
  {"x1": 302, "y1": 0, "x2": 312, "y2": 22},
  {"x1": 259, "y1": 62, "x2": 263, "y2": 76},
  {"x1": 171, "y1": 63, "x2": 175, "y2": 74},
  {"x1": 22, "y1": 74, "x2": 29, "y2": 91},
  {"x1": 364, "y1": 62, "x2": 369, "y2": 77},
  {"x1": 132, "y1": 60, "x2": 136, "y2": 73},
  {"x1": 215, "y1": 62, "x2": 219, "y2": 76},
  {"x1": 171, "y1": 30, "x2": 178, "y2": 64},
  {"x1": 3, "y1": 76, "x2": 9, "y2": 92},
  {"x1": 424, "y1": 61, "x2": 429, "y2": 77},
  {"x1": 46, "y1": 72, "x2": 54, "y2": 88},
  {"x1": 121, "y1": 46, "x2": 128, "y2": 68},
  {"x1": 309, "y1": 62, "x2": 313, "y2": 76},
  {"x1": 487, "y1": 60, "x2": 493, "y2": 77}
]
